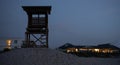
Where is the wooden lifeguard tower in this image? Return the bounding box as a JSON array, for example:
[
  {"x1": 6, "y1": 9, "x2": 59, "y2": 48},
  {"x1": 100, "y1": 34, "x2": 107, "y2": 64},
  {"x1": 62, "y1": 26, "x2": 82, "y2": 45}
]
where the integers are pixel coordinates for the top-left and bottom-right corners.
[{"x1": 22, "y1": 6, "x2": 51, "y2": 48}]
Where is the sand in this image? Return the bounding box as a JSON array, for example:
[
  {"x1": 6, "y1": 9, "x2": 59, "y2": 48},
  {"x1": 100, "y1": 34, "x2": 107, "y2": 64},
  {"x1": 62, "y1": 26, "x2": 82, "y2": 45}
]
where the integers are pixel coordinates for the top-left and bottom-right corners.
[{"x1": 0, "y1": 48, "x2": 120, "y2": 65}]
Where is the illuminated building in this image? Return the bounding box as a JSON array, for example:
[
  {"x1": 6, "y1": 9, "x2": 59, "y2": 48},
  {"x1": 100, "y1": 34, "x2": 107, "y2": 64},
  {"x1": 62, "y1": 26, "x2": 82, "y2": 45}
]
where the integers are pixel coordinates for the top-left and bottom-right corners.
[
  {"x1": 0, "y1": 38, "x2": 23, "y2": 51},
  {"x1": 58, "y1": 43, "x2": 120, "y2": 54}
]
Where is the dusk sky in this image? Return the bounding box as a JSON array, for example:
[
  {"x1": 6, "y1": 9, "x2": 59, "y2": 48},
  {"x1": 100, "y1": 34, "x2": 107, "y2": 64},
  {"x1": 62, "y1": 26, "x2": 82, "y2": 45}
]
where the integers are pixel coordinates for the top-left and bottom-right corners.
[{"x1": 0, "y1": 0, "x2": 120, "y2": 48}]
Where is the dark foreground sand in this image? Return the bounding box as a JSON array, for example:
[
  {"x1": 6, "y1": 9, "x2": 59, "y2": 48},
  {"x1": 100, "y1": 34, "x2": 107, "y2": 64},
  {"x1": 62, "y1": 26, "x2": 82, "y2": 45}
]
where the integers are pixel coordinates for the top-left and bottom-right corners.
[{"x1": 0, "y1": 48, "x2": 120, "y2": 65}]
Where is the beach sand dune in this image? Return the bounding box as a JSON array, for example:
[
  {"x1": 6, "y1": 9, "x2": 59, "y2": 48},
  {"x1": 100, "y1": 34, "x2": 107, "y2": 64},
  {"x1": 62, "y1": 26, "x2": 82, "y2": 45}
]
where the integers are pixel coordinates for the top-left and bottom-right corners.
[{"x1": 0, "y1": 48, "x2": 120, "y2": 65}]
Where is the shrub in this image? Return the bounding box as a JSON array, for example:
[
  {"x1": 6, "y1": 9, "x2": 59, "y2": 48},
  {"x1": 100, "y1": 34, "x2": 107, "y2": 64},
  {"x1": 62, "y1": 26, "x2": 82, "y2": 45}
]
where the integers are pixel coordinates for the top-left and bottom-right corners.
[{"x1": 3, "y1": 48, "x2": 11, "y2": 52}]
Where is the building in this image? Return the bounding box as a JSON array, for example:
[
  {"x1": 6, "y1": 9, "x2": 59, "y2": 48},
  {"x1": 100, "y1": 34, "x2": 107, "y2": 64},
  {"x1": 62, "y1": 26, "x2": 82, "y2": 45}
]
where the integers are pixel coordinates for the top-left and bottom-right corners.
[
  {"x1": 0, "y1": 38, "x2": 23, "y2": 51},
  {"x1": 58, "y1": 43, "x2": 120, "y2": 54}
]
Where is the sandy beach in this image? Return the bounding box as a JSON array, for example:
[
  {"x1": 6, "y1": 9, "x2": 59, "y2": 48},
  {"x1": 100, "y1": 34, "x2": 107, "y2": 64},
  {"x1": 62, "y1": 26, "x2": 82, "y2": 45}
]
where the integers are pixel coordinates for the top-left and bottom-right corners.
[{"x1": 0, "y1": 48, "x2": 120, "y2": 65}]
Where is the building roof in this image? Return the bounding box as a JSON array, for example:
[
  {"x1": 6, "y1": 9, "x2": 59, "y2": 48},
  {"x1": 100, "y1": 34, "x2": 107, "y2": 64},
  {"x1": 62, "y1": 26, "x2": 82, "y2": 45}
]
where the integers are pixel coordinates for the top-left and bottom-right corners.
[
  {"x1": 58, "y1": 43, "x2": 75, "y2": 49},
  {"x1": 96, "y1": 44, "x2": 120, "y2": 49},
  {"x1": 58, "y1": 43, "x2": 85, "y2": 49},
  {"x1": 58, "y1": 43, "x2": 120, "y2": 50}
]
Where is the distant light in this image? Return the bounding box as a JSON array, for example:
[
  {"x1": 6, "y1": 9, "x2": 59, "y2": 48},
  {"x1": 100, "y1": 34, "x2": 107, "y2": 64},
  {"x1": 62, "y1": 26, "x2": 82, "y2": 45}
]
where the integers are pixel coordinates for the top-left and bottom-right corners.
[
  {"x1": 102, "y1": 49, "x2": 113, "y2": 53},
  {"x1": 6, "y1": 40, "x2": 12, "y2": 46},
  {"x1": 67, "y1": 49, "x2": 70, "y2": 53},
  {"x1": 79, "y1": 48, "x2": 87, "y2": 51},
  {"x1": 94, "y1": 49, "x2": 99, "y2": 52},
  {"x1": 75, "y1": 48, "x2": 78, "y2": 52}
]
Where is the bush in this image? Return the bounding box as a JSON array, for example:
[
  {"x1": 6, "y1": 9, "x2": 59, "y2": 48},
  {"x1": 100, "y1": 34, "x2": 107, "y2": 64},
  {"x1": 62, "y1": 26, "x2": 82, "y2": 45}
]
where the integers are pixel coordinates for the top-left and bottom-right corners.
[{"x1": 3, "y1": 48, "x2": 11, "y2": 52}]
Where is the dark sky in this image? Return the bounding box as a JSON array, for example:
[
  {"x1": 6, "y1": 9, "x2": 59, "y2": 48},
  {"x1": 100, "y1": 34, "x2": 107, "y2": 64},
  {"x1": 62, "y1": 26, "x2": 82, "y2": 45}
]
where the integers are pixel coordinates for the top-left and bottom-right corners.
[{"x1": 0, "y1": 0, "x2": 120, "y2": 48}]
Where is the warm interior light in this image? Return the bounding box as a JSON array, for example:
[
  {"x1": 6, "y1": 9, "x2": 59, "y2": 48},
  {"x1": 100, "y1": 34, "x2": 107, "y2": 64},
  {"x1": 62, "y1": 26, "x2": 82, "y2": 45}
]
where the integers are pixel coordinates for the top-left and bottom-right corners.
[
  {"x1": 102, "y1": 49, "x2": 113, "y2": 53},
  {"x1": 67, "y1": 49, "x2": 70, "y2": 53},
  {"x1": 6, "y1": 40, "x2": 12, "y2": 46},
  {"x1": 75, "y1": 48, "x2": 78, "y2": 52},
  {"x1": 79, "y1": 48, "x2": 87, "y2": 51},
  {"x1": 94, "y1": 49, "x2": 99, "y2": 52}
]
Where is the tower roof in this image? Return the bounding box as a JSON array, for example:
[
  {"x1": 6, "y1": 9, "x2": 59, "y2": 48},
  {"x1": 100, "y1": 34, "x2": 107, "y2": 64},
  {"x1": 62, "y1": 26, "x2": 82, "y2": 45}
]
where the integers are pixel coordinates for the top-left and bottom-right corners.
[{"x1": 22, "y1": 6, "x2": 51, "y2": 14}]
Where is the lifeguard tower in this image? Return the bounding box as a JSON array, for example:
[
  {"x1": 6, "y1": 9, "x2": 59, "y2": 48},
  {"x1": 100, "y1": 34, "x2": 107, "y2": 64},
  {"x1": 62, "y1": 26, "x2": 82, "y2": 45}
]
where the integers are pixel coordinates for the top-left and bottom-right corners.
[{"x1": 22, "y1": 6, "x2": 51, "y2": 48}]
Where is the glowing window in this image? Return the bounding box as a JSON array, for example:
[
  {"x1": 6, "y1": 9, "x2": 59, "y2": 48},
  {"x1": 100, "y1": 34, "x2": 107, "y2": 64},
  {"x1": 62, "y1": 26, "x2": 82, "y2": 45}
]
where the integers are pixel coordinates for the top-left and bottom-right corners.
[
  {"x1": 67, "y1": 50, "x2": 70, "y2": 53},
  {"x1": 6, "y1": 40, "x2": 12, "y2": 46},
  {"x1": 94, "y1": 49, "x2": 99, "y2": 52},
  {"x1": 75, "y1": 49, "x2": 78, "y2": 52}
]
